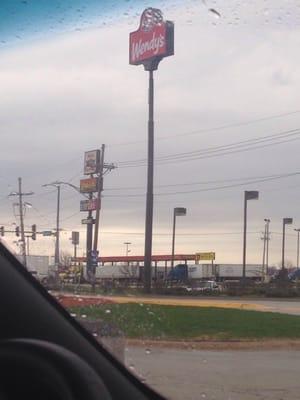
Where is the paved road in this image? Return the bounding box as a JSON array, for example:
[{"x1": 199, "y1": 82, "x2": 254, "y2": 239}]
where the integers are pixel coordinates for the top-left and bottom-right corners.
[{"x1": 126, "y1": 346, "x2": 300, "y2": 400}]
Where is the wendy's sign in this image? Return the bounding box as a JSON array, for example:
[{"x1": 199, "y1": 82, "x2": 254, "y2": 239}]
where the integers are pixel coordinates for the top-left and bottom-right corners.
[{"x1": 129, "y1": 8, "x2": 174, "y2": 70}]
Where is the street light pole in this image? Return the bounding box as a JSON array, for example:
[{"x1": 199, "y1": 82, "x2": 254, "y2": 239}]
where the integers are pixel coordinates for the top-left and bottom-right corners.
[
  {"x1": 294, "y1": 228, "x2": 300, "y2": 269},
  {"x1": 124, "y1": 242, "x2": 131, "y2": 257},
  {"x1": 171, "y1": 207, "x2": 187, "y2": 270},
  {"x1": 282, "y1": 218, "x2": 293, "y2": 270},
  {"x1": 242, "y1": 191, "x2": 259, "y2": 280}
]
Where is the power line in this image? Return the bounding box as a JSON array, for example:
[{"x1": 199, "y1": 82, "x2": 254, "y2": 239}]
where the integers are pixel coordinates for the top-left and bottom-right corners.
[
  {"x1": 105, "y1": 171, "x2": 300, "y2": 191},
  {"x1": 108, "y1": 109, "x2": 300, "y2": 147},
  {"x1": 117, "y1": 128, "x2": 300, "y2": 167},
  {"x1": 103, "y1": 171, "x2": 300, "y2": 198}
]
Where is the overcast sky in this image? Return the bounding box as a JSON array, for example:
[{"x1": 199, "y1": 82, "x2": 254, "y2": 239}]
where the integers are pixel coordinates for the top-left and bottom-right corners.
[{"x1": 1, "y1": 0, "x2": 300, "y2": 265}]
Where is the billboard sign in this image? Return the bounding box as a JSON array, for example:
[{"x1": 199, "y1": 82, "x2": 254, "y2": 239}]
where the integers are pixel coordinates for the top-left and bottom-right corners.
[
  {"x1": 84, "y1": 150, "x2": 100, "y2": 175},
  {"x1": 129, "y1": 8, "x2": 174, "y2": 67},
  {"x1": 195, "y1": 252, "x2": 215, "y2": 262},
  {"x1": 80, "y1": 198, "x2": 100, "y2": 212},
  {"x1": 80, "y1": 178, "x2": 98, "y2": 193}
]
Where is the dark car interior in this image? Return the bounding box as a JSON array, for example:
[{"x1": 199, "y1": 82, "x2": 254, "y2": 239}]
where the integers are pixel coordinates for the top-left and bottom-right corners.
[{"x1": 0, "y1": 243, "x2": 165, "y2": 399}]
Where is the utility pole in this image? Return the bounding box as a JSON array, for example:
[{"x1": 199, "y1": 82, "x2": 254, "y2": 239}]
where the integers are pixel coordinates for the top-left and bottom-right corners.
[
  {"x1": 18, "y1": 177, "x2": 26, "y2": 267},
  {"x1": 264, "y1": 219, "x2": 270, "y2": 275},
  {"x1": 261, "y1": 227, "x2": 267, "y2": 276},
  {"x1": 9, "y1": 178, "x2": 34, "y2": 269},
  {"x1": 93, "y1": 145, "x2": 116, "y2": 253},
  {"x1": 93, "y1": 144, "x2": 105, "y2": 252}
]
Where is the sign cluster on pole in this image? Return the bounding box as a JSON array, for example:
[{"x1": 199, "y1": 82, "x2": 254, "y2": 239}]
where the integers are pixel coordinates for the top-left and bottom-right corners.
[{"x1": 79, "y1": 147, "x2": 115, "y2": 290}]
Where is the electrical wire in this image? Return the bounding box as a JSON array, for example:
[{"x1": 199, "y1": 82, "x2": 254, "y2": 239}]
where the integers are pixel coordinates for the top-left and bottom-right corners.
[
  {"x1": 103, "y1": 171, "x2": 300, "y2": 198},
  {"x1": 117, "y1": 128, "x2": 300, "y2": 168},
  {"x1": 108, "y1": 109, "x2": 300, "y2": 147}
]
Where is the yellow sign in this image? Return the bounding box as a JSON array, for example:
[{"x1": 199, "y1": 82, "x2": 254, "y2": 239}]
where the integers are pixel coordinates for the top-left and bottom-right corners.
[{"x1": 195, "y1": 252, "x2": 215, "y2": 262}]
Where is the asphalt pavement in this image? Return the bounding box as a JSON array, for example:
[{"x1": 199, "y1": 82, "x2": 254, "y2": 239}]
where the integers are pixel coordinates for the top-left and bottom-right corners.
[{"x1": 126, "y1": 346, "x2": 300, "y2": 400}]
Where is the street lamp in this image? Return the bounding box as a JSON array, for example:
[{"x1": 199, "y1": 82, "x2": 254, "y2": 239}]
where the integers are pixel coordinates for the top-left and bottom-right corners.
[
  {"x1": 294, "y1": 228, "x2": 300, "y2": 269},
  {"x1": 282, "y1": 218, "x2": 293, "y2": 270},
  {"x1": 42, "y1": 181, "x2": 88, "y2": 267},
  {"x1": 124, "y1": 242, "x2": 131, "y2": 257},
  {"x1": 171, "y1": 207, "x2": 187, "y2": 270},
  {"x1": 43, "y1": 183, "x2": 61, "y2": 266},
  {"x1": 242, "y1": 191, "x2": 259, "y2": 280}
]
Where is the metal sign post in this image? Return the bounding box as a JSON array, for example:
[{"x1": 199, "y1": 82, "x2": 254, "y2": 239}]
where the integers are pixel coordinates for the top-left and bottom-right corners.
[{"x1": 129, "y1": 8, "x2": 174, "y2": 293}]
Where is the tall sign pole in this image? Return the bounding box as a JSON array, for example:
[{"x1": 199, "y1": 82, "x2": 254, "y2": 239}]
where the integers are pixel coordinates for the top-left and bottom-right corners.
[
  {"x1": 129, "y1": 8, "x2": 174, "y2": 293},
  {"x1": 81, "y1": 149, "x2": 115, "y2": 291}
]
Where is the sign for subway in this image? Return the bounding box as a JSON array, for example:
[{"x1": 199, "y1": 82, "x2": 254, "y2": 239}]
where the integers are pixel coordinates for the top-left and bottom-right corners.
[
  {"x1": 195, "y1": 252, "x2": 216, "y2": 262},
  {"x1": 129, "y1": 7, "x2": 174, "y2": 66}
]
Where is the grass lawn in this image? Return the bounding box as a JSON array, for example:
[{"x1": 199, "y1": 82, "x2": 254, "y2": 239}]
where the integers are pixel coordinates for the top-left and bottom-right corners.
[{"x1": 68, "y1": 303, "x2": 300, "y2": 340}]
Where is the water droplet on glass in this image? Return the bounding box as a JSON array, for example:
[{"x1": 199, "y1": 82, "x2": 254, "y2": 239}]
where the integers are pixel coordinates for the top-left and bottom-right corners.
[
  {"x1": 70, "y1": 313, "x2": 77, "y2": 318},
  {"x1": 81, "y1": 314, "x2": 87, "y2": 318},
  {"x1": 105, "y1": 309, "x2": 111, "y2": 314},
  {"x1": 209, "y1": 8, "x2": 221, "y2": 19},
  {"x1": 145, "y1": 348, "x2": 151, "y2": 355},
  {"x1": 201, "y1": 393, "x2": 206, "y2": 399},
  {"x1": 139, "y1": 303, "x2": 144, "y2": 307},
  {"x1": 203, "y1": 359, "x2": 207, "y2": 363},
  {"x1": 129, "y1": 364, "x2": 135, "y2": 371}
]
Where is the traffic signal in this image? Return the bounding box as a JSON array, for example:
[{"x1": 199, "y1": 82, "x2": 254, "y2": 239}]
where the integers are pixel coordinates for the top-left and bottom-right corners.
[
  {"x1": 32, "y1": 224, "x2": 37, "y2": 240},
  {"x1": 15, "y1": 226, "x2": 20, "y2": 237},
  {"x1": 0, "y1": 226, "x2": 4, "y2": 237},
  {"x1": 71, "y1": 231, "x2": 79, "y2": 245}
]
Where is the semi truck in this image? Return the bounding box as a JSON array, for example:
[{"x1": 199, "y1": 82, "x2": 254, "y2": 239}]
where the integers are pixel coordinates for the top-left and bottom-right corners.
[{"x1": 168, "y1": 263, "x2": 263, "y2": 282}]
